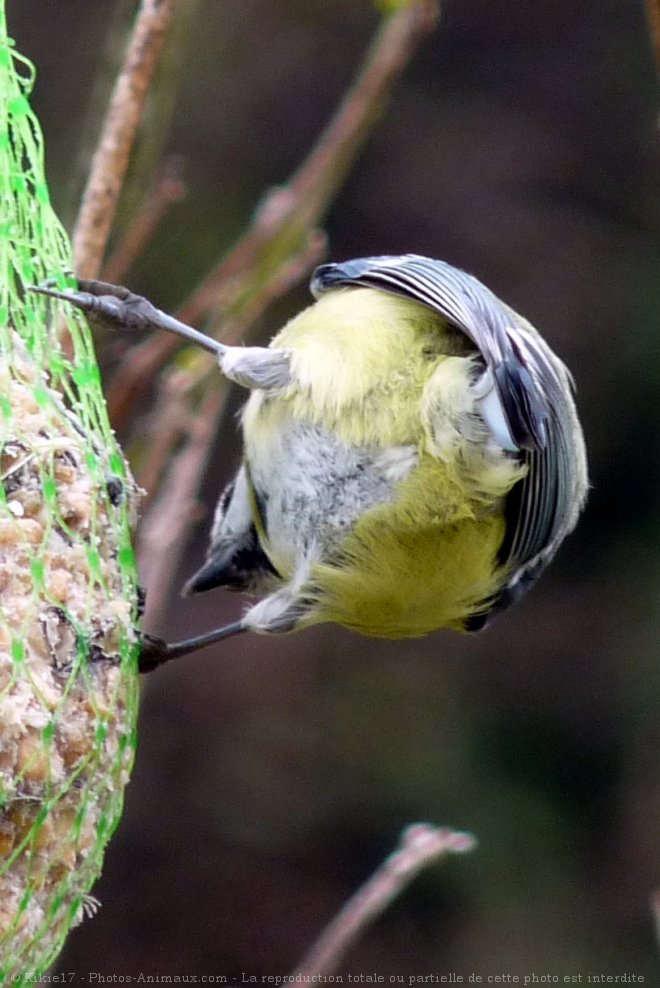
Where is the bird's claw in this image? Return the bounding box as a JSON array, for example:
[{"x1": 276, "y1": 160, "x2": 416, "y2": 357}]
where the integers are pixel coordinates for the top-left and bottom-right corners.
[
  {"x1": 137, "y1": 631, "x2": 173, "y2": 674},
  {"x1": 29, "y1": 279, "x2": 166, "y2": 335},
  {"x1": 136, "y1": 620, "x2": 247, "y2": 673}
]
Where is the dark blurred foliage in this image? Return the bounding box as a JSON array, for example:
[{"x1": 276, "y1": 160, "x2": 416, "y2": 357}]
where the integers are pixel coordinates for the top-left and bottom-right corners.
[{"x1": 7, "y1": 0, "x2": 660, "y2": 980}]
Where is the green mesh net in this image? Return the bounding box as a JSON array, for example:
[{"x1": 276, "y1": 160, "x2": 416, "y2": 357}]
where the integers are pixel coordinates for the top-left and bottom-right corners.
[{"x1": 0, "y1": 8, "x2": 140, "y2": 979}]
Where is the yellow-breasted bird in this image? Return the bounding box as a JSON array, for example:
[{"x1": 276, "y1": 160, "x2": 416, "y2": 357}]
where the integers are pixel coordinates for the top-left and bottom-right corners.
[{"x1": 35, "y1": 255, "x2": 588, "y2": 670}]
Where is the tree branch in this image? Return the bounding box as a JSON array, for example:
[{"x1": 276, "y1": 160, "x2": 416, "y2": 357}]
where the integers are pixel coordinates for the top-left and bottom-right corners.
[
  {"x1": 72, "y1": 0, "x2": 177, "y2": 279},
  {"x1": 292, "y1": 824, "x2": 476, "y2": 979},
  {"x1": 179, "y1": 0, "x2": 439, "y2": 323},
  {"x1": 101, "y1": 155, "x2": 186, "y2": 284},
  {"x1": 137, "y1": 384, "x2": 225, "y2": 626}
]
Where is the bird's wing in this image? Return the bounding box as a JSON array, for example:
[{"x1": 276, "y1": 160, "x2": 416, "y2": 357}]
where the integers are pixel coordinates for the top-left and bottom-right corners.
[
  {"x1": 311, "y1": 254, "x2": 585, "y2": 625},
  {"x1": 312, "y1": 254, "x2": 568, "y2": 451}
]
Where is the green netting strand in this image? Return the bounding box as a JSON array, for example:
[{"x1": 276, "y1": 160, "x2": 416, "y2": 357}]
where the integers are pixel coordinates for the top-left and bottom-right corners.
[{"x1": 0, "y1": 7, "x2": 140, "y2": 980}]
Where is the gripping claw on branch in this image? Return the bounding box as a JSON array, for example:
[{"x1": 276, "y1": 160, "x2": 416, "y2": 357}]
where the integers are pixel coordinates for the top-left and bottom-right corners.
[
  {"x1": 137, "y1": 622, "x2": 247, "y2": 673},
  {"x1": 30, "y1": 279, "x2": 227, "y2": 356}
]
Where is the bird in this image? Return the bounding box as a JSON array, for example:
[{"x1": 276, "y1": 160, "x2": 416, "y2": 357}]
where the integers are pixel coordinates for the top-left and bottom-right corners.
[{"x1": 33, "y1": 254, "x2": 588, "y2": 670}]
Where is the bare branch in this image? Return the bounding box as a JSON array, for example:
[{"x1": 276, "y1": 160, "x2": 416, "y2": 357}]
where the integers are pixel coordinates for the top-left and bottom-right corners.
[
  {"x1": 137, "y1": 385, "x2": 225, "y2": 625},
  {"x1": 292, "y1": 824, "x2": 476, "y2": 980},
  {"x1": 72, "y1": 0, "x2": 177, "y2": 279},
  {"x1": 105, "y1": 0, "x2": 439, "y2": 430},
  {"x1": 180, "y1": 0, "x2": 439, "y2": 324},
  {"x1": 133, "y1": 365, "x2": 199, "y2": 513},
  {"x1": 101, "y1": 156, "x2": 187, "y2": 284}
]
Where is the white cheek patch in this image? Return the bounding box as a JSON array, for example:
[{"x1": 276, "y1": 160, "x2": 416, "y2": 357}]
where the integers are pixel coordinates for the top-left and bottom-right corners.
[{"x1": 209, "y1": 465, "x2": 253, "y2": 546}]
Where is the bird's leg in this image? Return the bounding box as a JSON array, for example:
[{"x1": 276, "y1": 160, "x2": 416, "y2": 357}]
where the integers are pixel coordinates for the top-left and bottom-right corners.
[
  {"x1": 29, "y1": 279, "x2": 291, "y2": 391},
  {"x1": 137, "y1": 580, "x2": 312, "y2": 673},
  {"x1": 138, "y1": 621, "x2": 247, "y2": 673}
]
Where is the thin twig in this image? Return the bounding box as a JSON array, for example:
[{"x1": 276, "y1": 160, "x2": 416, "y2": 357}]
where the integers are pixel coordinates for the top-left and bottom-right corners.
[
  {"x1": 72, "y1": 0, "x2": 177, "y2": 279},
  {"x1": 133, "y1": 365, "x2": 199, "y2": 511},
  {"x1": 105, "y1": 0, "x2": 439, "y2": 430},
  {"x1": 645, "y1": 0, "x2": 660, "y2": 72},
  {"x1": 137, "y1": 385, "x2": 224, "y2": 626},
  {"x1": 101, "y1": 156, "x2": 186, "y2": 284},
  {"x1": 292, "y1": 824, "x2": 476, "y2": 980}
]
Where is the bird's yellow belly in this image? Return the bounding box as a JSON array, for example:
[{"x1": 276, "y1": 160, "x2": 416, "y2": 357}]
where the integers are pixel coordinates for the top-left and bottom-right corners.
[{"x1": 307, "y1": 453, "x2": 508, "y2": 637}]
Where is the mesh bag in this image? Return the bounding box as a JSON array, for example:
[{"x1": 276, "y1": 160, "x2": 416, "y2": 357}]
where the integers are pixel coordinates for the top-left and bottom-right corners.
[{"x1": 0, "y1": 10, "x2": 140, "y2": 978}]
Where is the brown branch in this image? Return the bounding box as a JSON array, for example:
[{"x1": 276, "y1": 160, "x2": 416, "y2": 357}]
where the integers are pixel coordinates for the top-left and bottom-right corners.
[
  {"x1": 105, "y1": 0, "x2": 439, "y2": 430},
  {"x1": 179, "y1": 0, "x2": 439, "y2": 323},
  {"x1": 72, "y1": 0, "x2": 177, "y2": 280},
  {"x1": 292, "y1": 824, "x2": 476, "y2": 980},
  {"x1": 101, "y1": 156, "x2": 186, "y2": 284},
  {"x1": 137, "y1": 385, "x2": 225, "y2": 626},
  {"x1": 645, "y1": 0, "x2": 660, "y2": 72},
  {"x1": 133, "y1": 365, "x2": 200, "y2": 512}
]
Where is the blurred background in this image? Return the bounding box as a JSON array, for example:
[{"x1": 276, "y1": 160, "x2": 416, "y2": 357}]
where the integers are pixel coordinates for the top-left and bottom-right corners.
[{"x1": 8, "y1": 0, "x2": 660, "y2": 979}]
